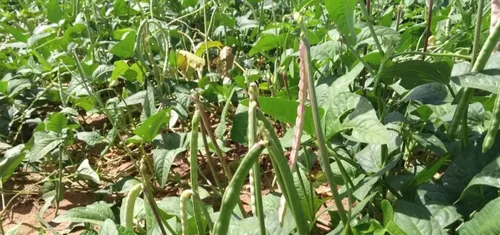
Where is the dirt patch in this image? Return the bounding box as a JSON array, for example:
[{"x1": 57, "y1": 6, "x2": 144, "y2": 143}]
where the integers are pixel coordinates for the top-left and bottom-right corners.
[{"x1": 2, "y1": 192, "x2": 103, "y2": 234}]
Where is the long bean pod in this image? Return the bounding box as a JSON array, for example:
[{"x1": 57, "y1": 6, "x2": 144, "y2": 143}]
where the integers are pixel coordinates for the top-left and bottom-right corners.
[{"x1": 212, "y1": 142, "x2": 266, "y2": 235}]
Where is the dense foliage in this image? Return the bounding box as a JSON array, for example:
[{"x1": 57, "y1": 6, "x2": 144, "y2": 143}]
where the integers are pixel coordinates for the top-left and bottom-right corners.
[{"x1": 1, "y1": 0, "x2": 500, "y2": 234}]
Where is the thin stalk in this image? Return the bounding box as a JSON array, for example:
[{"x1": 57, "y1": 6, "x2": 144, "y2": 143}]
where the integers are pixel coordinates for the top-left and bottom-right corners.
[
  {"x1": 0, "y1": 216, "x2": 4, "y2": 235},
  {"x1": 471, "y1": 0, "x2": 485, "y2": 66},
  {"x1": 395, "y1": 3, "x2": 403, "y2": 31},
  {"x1": 192, "y1": 93, "x2": 246, "y2": 215},
  {"x1": 357, "y1": 0, "x2": 385, "y2": 56},
  {"x1": 200, "y1": 127, "x2": 224, "y2": 192},
  {"x1": 0, "y1": 180, "x2": 4, "y2": 210},
  {"x1": 248, "y1": 83, "x2": 266, "y2": 235},
  {"x1": 449, "y1": 0, "x2": 499, "y2": 139},
  {"x1": 189, "y1": 111, "x2": 210, "y2": 233},
  {"x1": 422, "y1": 0, "x2": 434, "y2": 60},
  {"x1": 299, "y1": 27, "x2": 348, "y2": 225},
  {"x1": 390, "y1": 51, "x2": 472, "y2": 60},
  {"x1": 55, "y1": 145, "x2": 64, "y2": 216},
  {"x1": 139, "y1": 159, "x2": 172, "y2": 235},
  {"x1": 191, "y1": 93, "x2": 233, "y2": 181}
]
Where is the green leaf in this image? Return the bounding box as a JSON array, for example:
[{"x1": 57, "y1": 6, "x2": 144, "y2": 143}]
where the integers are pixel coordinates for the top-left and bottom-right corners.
[
  {"x1": 110, "y1": 60, "x2": 130, "y2": 82},
  {"x1": 308, "y1": 41, "x2": 341, "y2": 61},
  {"x1": 142, "y1": 82, "x2": 157, "y2": 120},
  {"x1": 47, "y1": 0, "x2": 63, "y2": 23},
  {"x1": 76, "y1": 131, "x2": 104, "y2": 146},
  {"x1": 53, "y1": 202, "x2": 116, "y2": 225},
  {"x1": 195, "y1": 41, "x2": 223, "y2": 57},
  {"x1": 402, "y1": 83, "x2": 451, "y2": 105},
  {"x1": 99, "y1": 219, "x2": 119, "y2": 235},
  {"x1": 110, "y1": 31, "x2": 136, "y2": 58},
  {"x1": 248, "y1": 34, "x2": 284, "y2": 56},
  {"x1": 118, "y1": 90, "x2": 147, "y2": 108},
  {"x1": 461, "y1": 155, "x2": 500, "y2": 199},
  {"x1": 0, "y1": 23, "x2": 28, "y2": 42},
  {"x1": 77, "y1": 159, "x2": 101, "y2": 184},
  {"x1": 0, "y1": 144, "x2": 25, "y2": 182},
  {"x1": 153, "y1": 148, "x2": 185, "y2": 187},
  {"x1": 356, "y1": 25, "x2": 399, "y2": 49},
  {"x1": 416, "y1": 184, "x2": 461, "y2": 228},
  {"x1": 381, "y1": 200, "x2": 406, "y2": 235},
  {"x1": 5, "y1": 224, "x2": 20, "y2": 235},
  {"x1": 325, "y1": 0, "x2": 357, "y2": 45},
  {"x1": 393, "y1": 200, "x2": 446, "y2": 235},
  {"x1": 134, "y1": 109, "x2": 170, "y2": 143},
  {"x1": 381, "y1": 61, "x2": 451, "y2": 89},
  {"x1": 241, "y1": 97, "x2": 322, "y2": 136},
  {"x1": 27, "y1": 132, "x2": 63, "y2": 162},
  {"x1": 460, "y1": 197, "x2": 500, "y2": 235},
  {"x1": 230, "y1": 104, "x2": 248, "y2": 145},
  {"x1": 46, "y1": 113, "x2": 68, "y2": 134},
  {"x1": 216, "y1": 86, "x2": 236, "y2": 140},
  {"x1": 450, "y1": 69, "x2": 500, "y2": 94},
  {"x1": 324, "y1": 92, "x2": 389, "y2": 144}
]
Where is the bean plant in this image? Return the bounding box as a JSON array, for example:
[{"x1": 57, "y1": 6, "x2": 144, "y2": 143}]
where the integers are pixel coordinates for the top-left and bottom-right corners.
[{"x1": 1, "y1": 0, "x2": 500, "y2": 235}]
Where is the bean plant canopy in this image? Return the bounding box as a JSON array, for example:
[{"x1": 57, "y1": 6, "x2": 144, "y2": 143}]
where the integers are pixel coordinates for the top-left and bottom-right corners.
[{"x1": 1, "y1": 0, "x2": 500, "y2": 235}]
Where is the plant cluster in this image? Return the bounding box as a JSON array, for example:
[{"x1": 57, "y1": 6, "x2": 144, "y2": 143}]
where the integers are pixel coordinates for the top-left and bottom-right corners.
[{"x1": 1, "y1": 0, "x2": 500, "y2": 234}]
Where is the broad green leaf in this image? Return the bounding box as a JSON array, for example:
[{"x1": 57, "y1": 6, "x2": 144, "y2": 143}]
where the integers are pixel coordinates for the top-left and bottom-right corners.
[
  {"x1": 153, "y1": 148, "x2": 185, "y2": 187},
  {"x1": 134, "y1": 109, "x2": 170, "y2": 143},
  {"x1": 356, "y1": 25, "x2": 399, "y2": 49},
  {"x1": 110, "y1": 31, "x2": 136, "y2": 58},
  {"x1": 442, "y1": 135, "x2": 500, "y2": 196},
  {"x1": 412, "y1": 133, "x2": 447, "y2": 156},
  {"x1": 245, "y1": 97, "x2": 322, "y2": 136},
  {"x1": 460, "y1": 197, "x2": 500, "y2": 235},
  {"x1": 142, "y1": 81, "x2": 157, "y2": 120},
  {"x1": 450, "y1": 69, "x2": 500, "y2": 94},
  {"x1": 76, "y1": 131, "x2": 104, "y2": 146},
  {"x1": 393, "y1": 200, "x2": 446, "y2": 235},
  {"x1": 100, "y1": 219, "x2": 118, "y2": 235},
  {"x1": 381, "y1": 61, "x2": 451, "y2": 89},
  {"x1": 0, "y1": 23, "x2": 28, "y2": 42},
  {"x1": 402, "y1": 83, "x2": 451, "y2": 105},
  {"x1": 46, "y1": 113, "x2": 68, "y2": 134},
  {"x1": 308, "y1": 40, "x2": 341, "y2": 61},
  {"x1": 330, "y1": 63, "x2": 365, "y2": 97},
  {"x1": 27, "y1": 132, "x2": 63, "y2": 162},
  {"x1": 117, "y1": 90, "x2": 146, "y2": 107},
  {"x1": 325, "y1": 0, "x2": 357, "y2": 45},
  {"x1": 381, "y1": 200, "x2": 406, "y2": 234},
  {"x1": 53, "y1": 202, "x2": 116, "y2": 225},
  {"x1": 77, "y1": 159, "x2": 101, "y2": 184},
  {"x1": 324, "y1": 92, "x2": 389, "y2": 144},
  {"x1": 248, "y1": 34, "x2": 285, "y2": 56},
  {"x1": 396, "y1": 25, "x2": 425, "y2": 52},
  {"x1": 230, "y1": 104, "x2": 248, "y2": 145},
  {"x1": 110, "y1": 60, "x2": 129, "y2": 82},
  {"x1": 461, "y1": 155, "x2": 500, "y2": 199},
  {"x1": 0, "y1": 144, "x2": 25, "y2": 182},
  {"x1": 47, "y1": 0, "x2": 63, "y2": 23},
  {"x1": 195, "y1": 41, "x2": 223, "y2": 57},
  {"x1": 416, "y1": 184, "x2": 461, "y2": 228}
]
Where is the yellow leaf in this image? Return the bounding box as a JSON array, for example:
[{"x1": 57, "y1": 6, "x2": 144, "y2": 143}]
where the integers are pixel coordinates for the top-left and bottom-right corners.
[
  {"x1": 195, "y1": 41, "x2": 223, "y2": 57},
  {"x1": 178, "y1": 50, "x2": 205, "y2": 71}
]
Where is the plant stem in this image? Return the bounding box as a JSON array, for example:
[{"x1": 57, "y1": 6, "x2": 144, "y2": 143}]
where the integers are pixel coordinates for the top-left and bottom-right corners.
[
  {"x1": 423, "y1": 0, "x2": 433, "y2": 60},
  {"x1": 448, "y1": 0, "x2": 500, "y2": 139},
  {"x1": 139, "y1": 159, "x2": 172, "y2": 235},
  {"x1": 357, "y1": 0, "x2": 385, "y2": 56},
  {"x1": 390, "y1": 51, "x2": 472, "y2": 60},
  {"x1": 299, "y1": 28, "x2": 348, "y2": 225},
  {"x1": 191, "y1": 93, "x2": 233, "y2": 181},
  {"x1": 200, "y1": 127, "x2": 224, "y2": 192},
  {"x1": 189, "y1": 111, "x2": 209, "y2": 233}
]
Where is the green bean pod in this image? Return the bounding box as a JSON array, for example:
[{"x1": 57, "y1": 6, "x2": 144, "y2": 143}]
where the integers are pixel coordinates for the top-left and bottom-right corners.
[
  {"x1": 483, "y1": 90, "x2": 500, "y2": 152},
  {"x1": 189, "y1": 111, "x2": 208, "y2": 233},
  {"x1": 212, "y1": 141, "x2": 266, "y2": 235},
  {"x1": 120, "y1": 183, "x2": 143, "y2": 230},
  {"x1": 180, "y1": 190, "x2": 194, "y2": 235}
]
